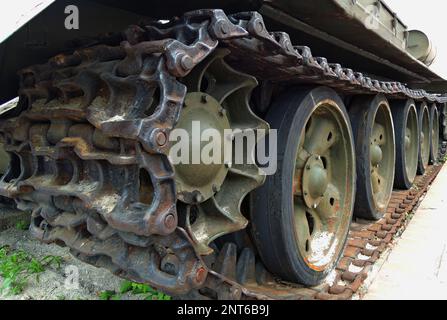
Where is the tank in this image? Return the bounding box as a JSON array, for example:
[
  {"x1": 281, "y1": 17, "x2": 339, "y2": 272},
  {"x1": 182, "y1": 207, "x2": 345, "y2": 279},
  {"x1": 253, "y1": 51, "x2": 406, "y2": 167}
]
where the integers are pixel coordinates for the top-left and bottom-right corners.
[{"x1": 0, "y1": 0, "x2": 446, "y2": 299}]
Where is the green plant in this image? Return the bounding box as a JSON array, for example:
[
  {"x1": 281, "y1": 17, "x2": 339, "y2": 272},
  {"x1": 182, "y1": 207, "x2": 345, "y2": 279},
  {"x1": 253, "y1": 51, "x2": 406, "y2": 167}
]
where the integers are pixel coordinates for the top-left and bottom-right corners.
[
  {"x1": 0, "y1": 245, "x2": 62, "y2": 295},
  {"x1": 98, "y1": 281, "x2": 171, "y2": 300},
  {"x1": 120, "y1": 281, "x2": 171, "y2": 300},
  {"x1": 98, "y1": 290, "x2": 121, "y2": 300},
  {"x1": 15, "y1": 220, "x2": 30, "y2": 231}
]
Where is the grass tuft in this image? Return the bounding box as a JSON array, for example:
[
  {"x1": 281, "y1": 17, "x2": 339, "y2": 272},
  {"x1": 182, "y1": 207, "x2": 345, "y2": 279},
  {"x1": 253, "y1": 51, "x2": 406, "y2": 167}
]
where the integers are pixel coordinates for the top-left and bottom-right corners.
[
  {"x1": 0, "y1": 245, "x2": 62, "y2": 295},
  {"x1": 15, "y1": 220, "x2": 30, "y2": 231},
  {"x1": 98, "y1": 281, "x2": 171, "y2": 300}
]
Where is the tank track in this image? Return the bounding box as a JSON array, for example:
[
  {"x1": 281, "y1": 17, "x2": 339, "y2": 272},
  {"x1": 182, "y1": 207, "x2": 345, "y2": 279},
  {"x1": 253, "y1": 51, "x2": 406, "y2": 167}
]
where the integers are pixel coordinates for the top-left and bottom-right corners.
[{"x1": 0, "y1": 9, "x2": 445, "y2": 299}]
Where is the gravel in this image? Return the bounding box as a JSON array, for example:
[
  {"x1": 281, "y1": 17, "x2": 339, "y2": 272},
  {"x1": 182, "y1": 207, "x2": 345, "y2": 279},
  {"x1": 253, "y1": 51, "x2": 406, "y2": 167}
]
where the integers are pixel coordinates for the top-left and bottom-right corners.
[{"x1": 0, "y1": 227, "x2": 143, "y2": 300}]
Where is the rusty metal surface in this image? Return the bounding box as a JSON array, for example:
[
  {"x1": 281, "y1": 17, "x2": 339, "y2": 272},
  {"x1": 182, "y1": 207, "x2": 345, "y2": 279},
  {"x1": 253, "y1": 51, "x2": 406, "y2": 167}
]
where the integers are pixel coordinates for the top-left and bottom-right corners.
[{"x1": 0, "y1": 9, "x2": 446, "y2": 299}]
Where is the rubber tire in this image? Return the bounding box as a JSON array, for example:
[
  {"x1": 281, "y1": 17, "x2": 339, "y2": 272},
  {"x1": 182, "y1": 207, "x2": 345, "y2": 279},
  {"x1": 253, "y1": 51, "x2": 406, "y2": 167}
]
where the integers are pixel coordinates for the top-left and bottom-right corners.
[
  {"x1": 251, "y1": 86, "x2": 355, "y2": 286},
  {"x1": 417, "y1": 102, "x2": 430, "y2": 175},
  {"x1": 429, "y1": 104, "x2": 439, "y2": 164},
  {"x1": 348, "y1": 94, "x2": 395, "y2": 220},
  {"x1": 391, "y1": 100, "x2": 419, "y2": 190}
]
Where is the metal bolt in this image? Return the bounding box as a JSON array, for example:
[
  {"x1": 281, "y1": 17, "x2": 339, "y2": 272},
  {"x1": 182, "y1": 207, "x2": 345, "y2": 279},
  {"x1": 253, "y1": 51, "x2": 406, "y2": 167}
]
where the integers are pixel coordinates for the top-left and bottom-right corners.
[
  {"x1": 230, "y1": 286, "x2": 242, "y2": 299},
  {"x1": 219, "y1": 108, "x2": 226, "y2": 117},
  {"x1": 212, "y1": 185, "x2": 220, "y2": 193},
  {"x1": 164, "y1": 214, "x2": 176, "y2": 230},
  {"x1": 161, "y1": 254, "x2": 179, "y2": 276},
  {"x1": 201, "y1": 94, "x2": 208, "y2": 103},
  {"x1": 155, "y1": 131, "x2": 167, "y2": 147},
  {"x1": 219, "y1": 21, "x2": 230, "y2": 35},
  {"x1": 306, "y1": 165, "x2": 311, "y2": 170},
  {"x1": 194, "y1": 193, "x2": 203, "y2": 203},
  {"x1": 255, "y1": 20, "x2": 264, "y2": 33},
  {"x1": 180, "y1": 55, "x2": 194, "y2": 71},
  {"x1": 195, "y1": 267, "x2": 207, "y2": 284}
]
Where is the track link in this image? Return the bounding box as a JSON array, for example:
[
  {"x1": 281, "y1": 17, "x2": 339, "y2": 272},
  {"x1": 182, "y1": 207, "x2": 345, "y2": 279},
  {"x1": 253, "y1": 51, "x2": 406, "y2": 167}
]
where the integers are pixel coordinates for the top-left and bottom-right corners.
[{"x1": 0, "y1": 9, "x2": 446, "y2": 299}]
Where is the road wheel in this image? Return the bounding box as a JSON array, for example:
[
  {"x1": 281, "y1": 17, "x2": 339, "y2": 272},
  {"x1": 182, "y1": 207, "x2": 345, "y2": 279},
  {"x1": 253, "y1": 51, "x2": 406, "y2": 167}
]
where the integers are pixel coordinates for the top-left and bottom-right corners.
[
  {"x1": 349, "y1": 95, "x2": 395, "y2": 220},
  {"x1": 417, "y1": 102, "x2": 430, "y2": 175},
  {"x1": 392, "y1": 100, "x2": 419, "y2": 190},
  {"x1": 251, "y1": 86, "x2": 355, "y2": 286},
  {"x1": 429, "y1": 104, "x2": 440, "y2": 164}
]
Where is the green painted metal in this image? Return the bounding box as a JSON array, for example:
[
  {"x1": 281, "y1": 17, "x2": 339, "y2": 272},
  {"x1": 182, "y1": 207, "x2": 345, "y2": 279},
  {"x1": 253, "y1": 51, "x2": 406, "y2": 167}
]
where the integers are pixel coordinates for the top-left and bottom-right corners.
[
  {"x1": 431, "y1": 106, "x2": 440, "y2": 162},
  {"x1": 405, "y1": 106, "x2": 419, "y2": 182},
  {"x1": 174, "y1": 49, "x2": 269, "y2": 255},
  {"x1": 174, "y1": 92, "x2": 231, "y2": 204},
  {"x1": 442, "y1": 104, "x2": 447, "y2": 141},
  {"x1": 1, "y1": 0, "x2": 446, "y2": 105},
  {"x1": 293, "y1": 101, "x2": 354, "y2": 270},
  {"x1": 370, "y1": 102, "x2": 395, "y2": 212},
  {"x1": 262, "y1": 0, "x2": 446, "y2": 87},
  {"x1": 420, "y1": 106, "x2": 431, "y2": 170}
]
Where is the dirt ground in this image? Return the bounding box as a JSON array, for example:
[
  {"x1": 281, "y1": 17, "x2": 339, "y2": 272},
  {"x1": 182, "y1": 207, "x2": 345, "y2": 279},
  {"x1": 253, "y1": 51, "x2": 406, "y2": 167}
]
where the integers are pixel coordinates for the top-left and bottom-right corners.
[{"x1": 0, "y1": 226, "x2": 145, "y2": 300}]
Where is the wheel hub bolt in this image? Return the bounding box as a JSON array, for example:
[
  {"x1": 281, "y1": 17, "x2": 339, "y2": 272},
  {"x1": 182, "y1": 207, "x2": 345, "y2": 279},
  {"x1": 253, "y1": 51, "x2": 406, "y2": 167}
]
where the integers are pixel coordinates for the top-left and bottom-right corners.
[
  {"x1": 219, "y1": 108, "x2": 226, "y2": 117},
  {"x1": 194, "y1": 193, "x2": 203, "y2": 203},
  {"x1": 370, "y1": 144, "x2": 383, "y2": 166}
]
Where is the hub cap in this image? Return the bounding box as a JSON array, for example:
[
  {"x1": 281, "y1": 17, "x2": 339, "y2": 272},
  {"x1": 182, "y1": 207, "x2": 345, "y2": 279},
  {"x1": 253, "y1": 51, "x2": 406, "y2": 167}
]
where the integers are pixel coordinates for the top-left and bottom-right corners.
[
  {"x1": 405, "y1": 106, "x2": 419, "y2": 182},
  {"x1": 370, "y1": 103, "x2": 395, "y2": 211},
  {"x1": 174, "y1": 92, "x2": 231, "y2": 204},
  {"x1": 420, "y1": 106, "x2": 430, "y2": 169},
  {"x1": 432, "y1": 106, "x2": 440, "y2": 162}
]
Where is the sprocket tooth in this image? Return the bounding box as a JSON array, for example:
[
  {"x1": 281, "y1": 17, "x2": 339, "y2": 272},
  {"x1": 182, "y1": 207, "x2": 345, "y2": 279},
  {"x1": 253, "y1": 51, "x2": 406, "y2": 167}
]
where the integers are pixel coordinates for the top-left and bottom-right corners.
[
  {"x1": 236, "y1": 248, "x2": 257, "y2": 285},
  {"x1": 255, "y1": 260, "x2": 275, "y2": 285},
  {"x1": 214, "y1": 242, "x2": 237, "y2": 280}
]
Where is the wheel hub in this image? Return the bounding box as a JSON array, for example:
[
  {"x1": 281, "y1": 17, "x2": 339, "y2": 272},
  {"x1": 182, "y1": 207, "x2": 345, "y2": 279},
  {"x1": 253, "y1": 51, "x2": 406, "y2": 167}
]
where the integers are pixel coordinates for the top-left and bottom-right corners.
[
  {"x1": 370, "y1": 144, "x2": 383, "y2": 166},
  {"x1": 173, "y1": 92, "x2": 230, "y2": 204},
  {"x1": 302, "y1": 155, "x2": 328, "y2": 208},
  {"x1": 405, "y1": 129, "x2": 411, "y2": 150},
  {"x1": 405, "y1": 104, "x2": 419, "y2": 185}
]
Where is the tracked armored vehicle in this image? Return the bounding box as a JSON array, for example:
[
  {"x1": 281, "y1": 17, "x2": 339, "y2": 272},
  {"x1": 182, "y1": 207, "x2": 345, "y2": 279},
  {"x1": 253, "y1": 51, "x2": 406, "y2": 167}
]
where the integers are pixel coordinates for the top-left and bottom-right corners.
[{"x1": 0, "y1": 0, "x2": 446, "y2": 299}]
